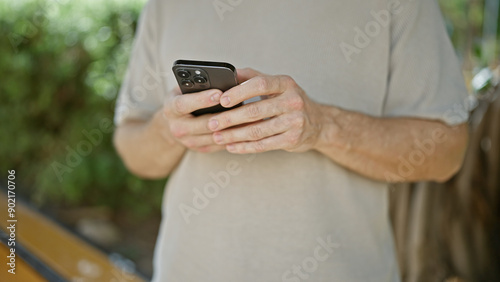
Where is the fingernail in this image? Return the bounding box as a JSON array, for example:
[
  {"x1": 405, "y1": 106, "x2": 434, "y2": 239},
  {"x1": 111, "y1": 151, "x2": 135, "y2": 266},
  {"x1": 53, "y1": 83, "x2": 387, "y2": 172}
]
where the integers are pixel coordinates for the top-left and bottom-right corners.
[
  {"x1": 227, "y1": 144, "x2": 235, "y2": 152},
  {"x1": 208, "y1": 119, "x2": 219, "y2": 131},
  {"x1": 221, "y1": 96, "x2": 230, "y2": 107},
  {"x1": 211, "y1": 92, "x2": 221, "y2": 103},
  {"x1": 213, "y1": 133, "x2": 223, "y2": 144}
]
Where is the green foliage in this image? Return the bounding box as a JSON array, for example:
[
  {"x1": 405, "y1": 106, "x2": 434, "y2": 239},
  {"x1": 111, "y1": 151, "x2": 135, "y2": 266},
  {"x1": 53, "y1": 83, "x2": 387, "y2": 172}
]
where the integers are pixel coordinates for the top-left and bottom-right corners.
[
  {"x1": 439, "y1": 0, "x2": 500, "y2": 65},
  {"x1": 0, "y1": 0, "x2": 165, "y2": 216}
]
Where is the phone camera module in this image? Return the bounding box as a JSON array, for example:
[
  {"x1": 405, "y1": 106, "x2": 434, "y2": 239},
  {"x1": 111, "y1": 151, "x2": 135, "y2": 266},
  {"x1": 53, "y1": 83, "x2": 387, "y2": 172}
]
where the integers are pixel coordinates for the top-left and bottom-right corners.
[
  {"x1": 193, "y1": 76, "x2": 207, "y2": 84},
  {"x1": 177, "y1": 69, "x2": 190, "y2": 79},
  {"x1": 181, "y1": 80, "x2": 194, "y2": 88}
]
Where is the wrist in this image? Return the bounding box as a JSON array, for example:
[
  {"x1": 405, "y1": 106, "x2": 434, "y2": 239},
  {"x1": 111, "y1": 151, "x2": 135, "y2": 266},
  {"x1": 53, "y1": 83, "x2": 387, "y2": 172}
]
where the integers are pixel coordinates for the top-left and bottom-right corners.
[
  {"x1": 151, "y1": 110, "x2": 179, "y2": 147},
  {"x1": 313, "y1": 105, "x2": 351, "y2": 154}
]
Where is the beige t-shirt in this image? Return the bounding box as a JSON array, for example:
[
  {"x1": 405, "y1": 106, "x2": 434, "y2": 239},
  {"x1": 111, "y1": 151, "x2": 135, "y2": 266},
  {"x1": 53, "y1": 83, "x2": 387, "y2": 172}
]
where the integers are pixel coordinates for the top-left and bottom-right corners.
[{"x1": 115, "y1": 0, "x2": 469, "y2": 281}]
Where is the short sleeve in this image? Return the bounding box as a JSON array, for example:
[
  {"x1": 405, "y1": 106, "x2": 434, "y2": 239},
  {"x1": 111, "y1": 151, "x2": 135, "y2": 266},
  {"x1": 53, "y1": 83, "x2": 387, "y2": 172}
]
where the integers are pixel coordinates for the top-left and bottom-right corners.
[
  {"x1": 114, "y1": 0, "x2": 166, "y2": 126},
  {"x1": 383, "y1": 0, "x2": 469, "y2": 125}
]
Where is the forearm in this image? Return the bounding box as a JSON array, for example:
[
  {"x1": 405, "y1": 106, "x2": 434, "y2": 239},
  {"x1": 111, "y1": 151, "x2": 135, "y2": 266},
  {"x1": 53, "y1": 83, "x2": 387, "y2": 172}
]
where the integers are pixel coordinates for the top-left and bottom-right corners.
[
  {"x1": 113, "y1": 110, "x2": 186, "y2": 179},
  {"x1": 314, "y1": 105, "x2": 468, "y2": 183}
]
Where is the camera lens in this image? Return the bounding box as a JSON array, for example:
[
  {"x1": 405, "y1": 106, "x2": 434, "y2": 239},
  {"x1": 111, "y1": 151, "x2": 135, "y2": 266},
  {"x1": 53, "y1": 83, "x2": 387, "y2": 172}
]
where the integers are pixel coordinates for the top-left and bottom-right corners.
[
  {"x1": 193, "y1": 76, "x2": 207, "y2": 84},
  {"x1": 177, "y1": 69, "x2": 190, "y2": 79},
  {"x1": 181, "y1": 80, "x2": 194, "y2": 88}
]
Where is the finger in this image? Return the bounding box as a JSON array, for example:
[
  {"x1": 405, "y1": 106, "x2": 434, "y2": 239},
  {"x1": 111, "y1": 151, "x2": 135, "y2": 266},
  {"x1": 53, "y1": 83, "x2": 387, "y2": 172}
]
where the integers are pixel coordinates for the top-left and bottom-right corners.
[
  {"x1": 165, "y1": 89, "x2": 222, "y2": 117},
  {"x1": 193, "y1": 145, "x2": 226, "y2": 153},
  {"x1": 169, "y1": 114, "x2": 217, "y2": 138},
  {"x1": 207, "y1": 97, "x2": 285, "y2": 131},
  {"x1": 220, "y1": 75, "x2": 290, "y2": 108},
  {"x1": 236, "y1": 68, "x2": 263, "y2": 84},
  {"x1": 179, "y1": 134, "x2": 219, "y2": 149},
  {"x1": 212, "y1": 115, "x2": 290, "y2": 145},
  {"x1": 225, "y1": 133, "x2": 290, "y2": 154}
]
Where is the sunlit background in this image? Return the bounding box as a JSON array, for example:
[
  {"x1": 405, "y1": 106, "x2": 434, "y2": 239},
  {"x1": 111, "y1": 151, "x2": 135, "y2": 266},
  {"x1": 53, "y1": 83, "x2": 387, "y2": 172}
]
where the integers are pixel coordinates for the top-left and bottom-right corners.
[{"x1": 0, "y1": 0, "x2": 499, "y2": 280}]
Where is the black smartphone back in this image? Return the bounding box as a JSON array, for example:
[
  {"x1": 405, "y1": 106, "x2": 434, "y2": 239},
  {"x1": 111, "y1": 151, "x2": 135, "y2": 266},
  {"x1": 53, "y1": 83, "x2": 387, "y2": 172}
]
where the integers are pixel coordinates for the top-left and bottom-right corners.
[{"x1": 172, "y1": 60, "x2": 241, "y2": 116}]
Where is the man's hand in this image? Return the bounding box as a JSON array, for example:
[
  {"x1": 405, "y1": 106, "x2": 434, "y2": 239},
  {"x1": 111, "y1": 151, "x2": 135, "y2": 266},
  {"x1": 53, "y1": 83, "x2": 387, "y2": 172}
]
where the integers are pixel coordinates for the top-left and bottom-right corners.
[
  {"x1": 207, "y1": 68, "x2": 325, "y2": 154},
  {"x1": 163, "y1": 87, "x2": 227, "y2": 153},
  {"x1": 205, "y1": 67, "x2": 468, "y2": 183}
]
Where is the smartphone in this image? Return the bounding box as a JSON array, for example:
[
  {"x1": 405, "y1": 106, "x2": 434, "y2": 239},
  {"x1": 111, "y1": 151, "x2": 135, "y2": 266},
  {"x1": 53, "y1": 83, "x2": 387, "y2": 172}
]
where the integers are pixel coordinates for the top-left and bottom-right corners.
[{"x1": 172, "y1": 60, "x2": 242, "y2": 116}]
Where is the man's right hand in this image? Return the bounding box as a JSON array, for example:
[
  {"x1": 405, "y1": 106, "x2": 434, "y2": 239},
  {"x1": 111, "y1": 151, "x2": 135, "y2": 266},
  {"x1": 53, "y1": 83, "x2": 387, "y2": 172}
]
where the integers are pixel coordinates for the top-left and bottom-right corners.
[{"x1": 162, "y1": 87, "x2": 226, "y2": 153}]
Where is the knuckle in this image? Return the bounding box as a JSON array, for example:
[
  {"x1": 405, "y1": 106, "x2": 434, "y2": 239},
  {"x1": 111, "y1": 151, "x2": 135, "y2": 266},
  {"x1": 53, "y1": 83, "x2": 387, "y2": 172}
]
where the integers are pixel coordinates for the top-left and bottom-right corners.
[
  {"x1": 169, "y1": 123, "x2": 187, "y2": 138},
  {"x1": 255, "y1": 76, "x2": 269, "y2": 93},
  {"x1": 245, "y1": 103, "x2": 261, "y2": 119},
  {"x1": 282, "y1": 75, "x2": 295, "y2": 86},
  {"x1": 280, "y1": 75, "x2": 297, "y2": 93},
  {"x1": 284, "y1": 114, "x2": 297, "y2": 127},
  {"x1": 182, "y1": 138, "x2": 197, "y2": 149},
  {"x1": 290, "y1": 113, "x2": 305, "y2": 128},
  {"x1": 254, "y1": 140, "x2": 266, "y2": 152},
  {"x1": 220, "y1": 114, "x2": 231, "y2": 127},
  {"x1": 287, "y1": 132, "x2": 300, "y2": 146},
  {"x1": 288, "y1": 96, "x2": 305, "y2": 111},
  {"x1": 272, "y1": 115, "x2": 286, "y2": 128},
  {"x1": 173, "y1": 97, "x2": 185, "y2": 114},
  {"x1": 249, "y1": 125, "x2": 264, "y2": 140},
  {"x1": 271, "y1": 119, "x2": 282, "y2": 131},
  {"x1": 218, "y1": 132, "x2": 232, "y2": 143},
  {"x1": 235, "y1": 145, "x2": 246, "y2": 154}
]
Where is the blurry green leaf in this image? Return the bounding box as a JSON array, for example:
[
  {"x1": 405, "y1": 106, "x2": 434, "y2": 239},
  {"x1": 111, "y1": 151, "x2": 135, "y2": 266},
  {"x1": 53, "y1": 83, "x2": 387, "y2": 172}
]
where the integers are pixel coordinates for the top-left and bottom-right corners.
[{"x1": 0, "y1": 0, "x2": 163, "y2": 218}]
